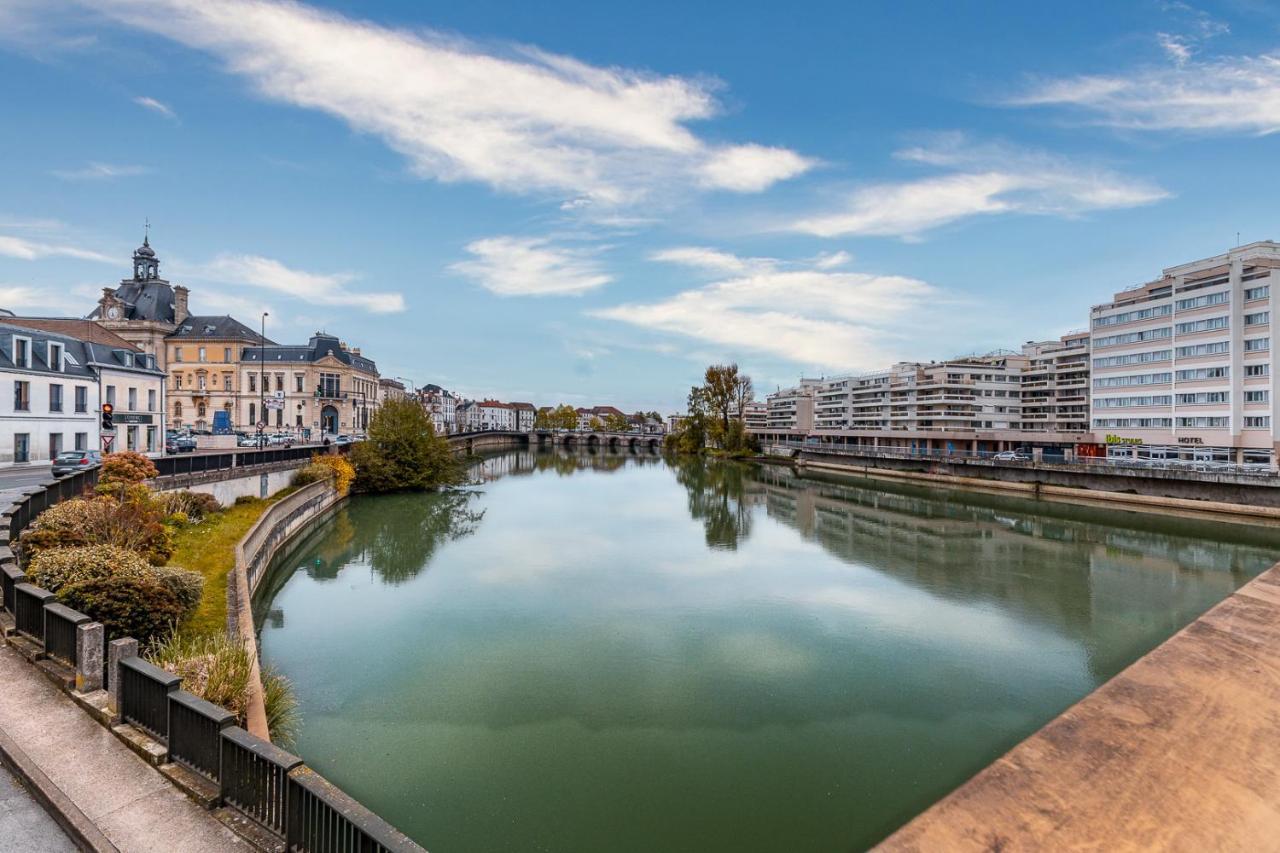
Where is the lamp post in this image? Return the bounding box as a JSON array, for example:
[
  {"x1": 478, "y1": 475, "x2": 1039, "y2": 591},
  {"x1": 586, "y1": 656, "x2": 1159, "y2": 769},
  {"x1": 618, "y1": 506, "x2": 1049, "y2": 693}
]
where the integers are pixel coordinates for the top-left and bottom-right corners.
[{"x1": 259, "y1": 312, "x2": 268, "y2": 448}]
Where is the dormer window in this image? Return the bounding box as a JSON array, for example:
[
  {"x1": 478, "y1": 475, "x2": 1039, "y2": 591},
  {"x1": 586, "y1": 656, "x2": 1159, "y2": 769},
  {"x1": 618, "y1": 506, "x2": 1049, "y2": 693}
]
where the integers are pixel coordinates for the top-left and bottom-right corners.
[
  {"x1": 48, "y1": 342, "x2": 63, "y2": 372},
  {"x1": 13, "y1": 337, "x2": 30, "y2": 369}
]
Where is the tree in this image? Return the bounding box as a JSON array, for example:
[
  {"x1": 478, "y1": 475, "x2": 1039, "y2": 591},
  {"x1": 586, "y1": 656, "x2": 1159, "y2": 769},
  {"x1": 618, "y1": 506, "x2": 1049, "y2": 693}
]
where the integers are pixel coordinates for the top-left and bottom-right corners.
[
  {"x1": 669, "y1": 365, "x2": 756, "y2": 455},
  {"x1": 588, "y1": 416, "x2": 605, "y2": 431},
  {"x1": 350, "y1": 398, "x2": 464, "y2": 493},
  {"x1": 537, "y1": 404, "x2": 580, "y2": 430},
  {"x1": 604, "y1": 412, "x2": 630, "y2": 432}
]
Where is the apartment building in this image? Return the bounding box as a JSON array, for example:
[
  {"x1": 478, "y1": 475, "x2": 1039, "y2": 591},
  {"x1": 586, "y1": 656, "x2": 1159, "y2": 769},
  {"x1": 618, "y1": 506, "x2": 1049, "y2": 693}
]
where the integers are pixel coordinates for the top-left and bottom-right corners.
[
  {"x1": 1018, "y1": 335, "x2": 1090, "y2": 435},
  {"x1": 420, "y1": 384, "x2": 459, "y2": 434},
  {"x1": 240, "y1": 333, "x2": 379, "y2": 437},
  {"x1": 766, "y1": 380, "x2": 821, "y2": 432},
  {"x1": 1088, "y1": 241, "x2": 1280, "y2": 464},
  {"x1": 743, "y1": 401, "x2": 768, "y2": 431}
]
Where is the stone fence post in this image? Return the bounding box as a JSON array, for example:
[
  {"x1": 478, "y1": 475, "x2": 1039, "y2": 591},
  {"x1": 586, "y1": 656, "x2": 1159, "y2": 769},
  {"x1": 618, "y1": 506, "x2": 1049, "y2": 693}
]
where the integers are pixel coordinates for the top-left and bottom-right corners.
[
  {"x1": 107, "y1": 637, "x2": 138, "y2": 715},
  {"x1": 75, "y1": 622, "x2": 104, "y2": 693}
]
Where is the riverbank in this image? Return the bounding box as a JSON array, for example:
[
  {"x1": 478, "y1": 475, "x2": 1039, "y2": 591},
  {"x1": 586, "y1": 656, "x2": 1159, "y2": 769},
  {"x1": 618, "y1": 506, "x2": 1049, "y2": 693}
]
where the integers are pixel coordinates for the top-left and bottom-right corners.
[{"x1": 878, "y1": 559, "x2": 1280, "y2": 850}]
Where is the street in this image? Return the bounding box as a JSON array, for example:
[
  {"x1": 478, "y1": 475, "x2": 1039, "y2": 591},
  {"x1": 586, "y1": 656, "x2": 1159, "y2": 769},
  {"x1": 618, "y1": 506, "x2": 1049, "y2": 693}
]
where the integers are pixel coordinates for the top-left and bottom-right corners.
[{"x1": 0, "y1": 465, "x2": 53, "y2": 507}]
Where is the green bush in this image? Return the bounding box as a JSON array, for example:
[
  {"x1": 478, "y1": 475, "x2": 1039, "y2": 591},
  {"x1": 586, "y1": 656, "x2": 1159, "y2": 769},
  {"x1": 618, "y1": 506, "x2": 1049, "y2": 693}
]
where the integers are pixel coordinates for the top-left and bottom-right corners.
[
  {"x1": 148, "y1": 632, "x2": 252, "y2": 717},
  {"x1": 150, "y1": 566, "x2": 204, "y2": 615},
  {"x1": 25, "y1": 545, "x2": 152, "y2": 592},
  {"x1": 262, "y1": 666, "x2": 301, "y2": 748},
  {"x1": 350, "y1": 398, "x2": 463, "y2": 493},
  {"x1": 157, "y1": 491, "x2": 221, "y2": 521},
  {"x1": 59, "y1": 576, "x2": 185, "y2": 644},
  {"x1": 19, "y1": 492, "x2": 172, "y2": 565}
]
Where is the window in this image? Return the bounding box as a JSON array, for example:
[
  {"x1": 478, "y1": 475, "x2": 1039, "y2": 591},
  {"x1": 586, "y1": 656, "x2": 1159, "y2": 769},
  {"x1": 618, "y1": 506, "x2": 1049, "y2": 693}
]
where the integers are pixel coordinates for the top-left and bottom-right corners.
[
  {"x1": 1176, "y1": 291, "x2": 1229, "y2": 311},
  {"x1": 173, "y1": 347, "x2": 184, "y2": 363},
  {"x1": 14, "y1": 433, "x2": 29, "y2": 463},
  {"x1": 1093, "y1": 328, "x2": 1172, "y2": 347},
  {"x1": 1093, "y1": 395, "x2": 1172, "y2": 408},
  {"x1": 1176, "y1": 366, "x2": 1229, "y2": 381},
  {"x1": 48, "y1": 342, "x2": 63, "y2": 371},
  {"x1": 275, "y1": 373, "x2": 284, "y2": 392},
  {"x1": 248, "y1": 373, "x2": 257, "y2": 393},
  {"x1": 1176, "y1": 416, "x2": 1229, "y2": 428},
  {"x1": 126, "y1": 426, "x2": 138, "y2": 451},
  {"x1": 1093, "y1": 350, "x2": 1171, "y2": 368},
  {"x1": 49, "y1": 383, "x2": 63, "y2": 412},
  {"x1": 197, "y1": 374, "x2": 206, "y2": 390},
  {"x1": 174, "y1": 401, "x2": 183, "y2": 418},
  {"x1": 1246, "y1": 312, "x2": 1271, "y2": 326},
  {"x1": 1245, "y1": 337, "x2": 1271, "y2": 352},
  {"x1": 13, "y1": 337, "x2": 30, "y2": 369},
  {"x1": 1093, "y1": 373, "x2": 1172, "y2": 388},
  {"x1": 148, "y1": 389, "x2": 156, "y2": 411},
  {"x1": 74, "y1": 385, "x2": 87, "y2": 413},
  {"x1": 13, "y1": 381, "x2": 29, "y2": 412},
  {"x1": 197, "y1": 402, "x2": 207, "y2": 418},
  {"x1": 1175, "y1": 316, "x2": 1229, "y2": 335},
  {"x1": 1093, "y1": 304, "x2": 1172, "y2": 328},
  {"x1": 1246, "y1": 364, "x2": 1270, "y2": 377},
  {"x1": 105, "y1": 385, "x2": 115, "y2": 406},
  {"x1": 1245, "y1": 285, "x2": 1270, "y2": 301},
  {"x1": 49, "y1": 434, "x2": 62, "y2": 458},
  {"x1": 1246, "y1": 390, "x2": 1270, "y2": 403},
  {"x1": 249, "y1": 403, "x2": 256, "y2": 426},
  {"x1": 1177, "y1": 392, "x2": 1229, "y2": 404},
  {"x1": 1245, "y1": 416, "x2": 1272, "y2": 429},
  {"x1": 224, "y1": 347, "x2": 232, "y2": 362},
  {"x1": 295, "y1": 374, "x2": 304, "y2": 393},
  {"x1": 1092, "y1": 417, "x2": 1173, "y2": 428},
  {"x1": 1175, "y1": 342, "x2": 1230, "y2": 358},
  {"x1": 74, "y1": 432, "x2": 87, "y2": 451},
  {"x1": 198, "y1": 347, "x2": 207, "y2": 362},
  {"x1": 127, "y1": 388, "x2": 137, "y2": 411},
  {"x1": 146, "y1": 427, "x2": 157, "y2": 452},
  {"x1": 275, "y1": 408, "x2": 283, "y2": 427}
]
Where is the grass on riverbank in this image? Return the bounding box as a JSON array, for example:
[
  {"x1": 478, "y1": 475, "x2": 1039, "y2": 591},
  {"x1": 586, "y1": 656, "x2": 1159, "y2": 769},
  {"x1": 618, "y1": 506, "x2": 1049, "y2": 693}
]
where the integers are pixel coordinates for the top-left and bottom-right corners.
[{"x1": 168, "y1": 491, "x2": 292, "y2": 638}]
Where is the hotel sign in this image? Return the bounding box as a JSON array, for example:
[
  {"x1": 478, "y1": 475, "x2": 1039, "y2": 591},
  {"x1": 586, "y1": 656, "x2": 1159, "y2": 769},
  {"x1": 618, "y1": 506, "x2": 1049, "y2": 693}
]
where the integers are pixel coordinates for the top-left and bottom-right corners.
[
  {"x1": 1177, "y1": 436, "x2": 1204, "y2": 445},
  {"x1": 1104, "y1": 434, "x2": 1143, "y2": 445}
]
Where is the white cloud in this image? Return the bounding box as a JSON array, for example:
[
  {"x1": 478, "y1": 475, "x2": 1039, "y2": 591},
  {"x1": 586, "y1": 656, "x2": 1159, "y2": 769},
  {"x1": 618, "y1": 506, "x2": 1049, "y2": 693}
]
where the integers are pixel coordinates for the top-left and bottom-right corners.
[
  {"x1": 1009, "y1": 52, "x2": 1280, "y2": 134},
  {"x1": 811, "y1": 250, "x2": 851, "y2": 269},
  {"x1": 594, "y1": 250, "x2": 944, "y2": 370},
  {"x1": 649, "y1": 246, "x2": 754, "y2": 274},
  {"x1": 1157, "y1": 33, "x2": 1192, "y2": 65},
  {"x1": 51, "y1": 162, "x2": 149, "y2": 181},
  {"x1": 0, "y1": 234, "x2": 114, "y2": 263},
  {"x1": 134, "y1": 95, "x2": 177, "y2": 119},
  {"x1": 84, "y1": 0, "x2": 811, "y2": 203},
  {"x1": 200, "y1": 254, "x2": 405, "y2": 313},
  {"x1": 451, "y1": 236, "x2": 612, "y2": 296},
  {"x1": 0, "y1": 285, "x2": 84, "y2": 314},
  {"x1": 791, "y1": 137, "x2": 1168, "y2": 238}
]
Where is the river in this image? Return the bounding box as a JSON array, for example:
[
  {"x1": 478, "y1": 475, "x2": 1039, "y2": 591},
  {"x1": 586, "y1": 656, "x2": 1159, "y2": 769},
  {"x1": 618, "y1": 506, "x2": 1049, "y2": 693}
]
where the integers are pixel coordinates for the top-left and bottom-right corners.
[{"x1": 254, "y1": 449, "x2": 1280, "y2": 852}]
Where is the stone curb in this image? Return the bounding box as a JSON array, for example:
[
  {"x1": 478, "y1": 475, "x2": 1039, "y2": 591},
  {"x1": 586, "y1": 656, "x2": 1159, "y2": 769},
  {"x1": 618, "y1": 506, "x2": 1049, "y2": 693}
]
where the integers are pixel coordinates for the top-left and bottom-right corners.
[{"x1": 0, "y1": 723, "x2": 120, "y2": 853}]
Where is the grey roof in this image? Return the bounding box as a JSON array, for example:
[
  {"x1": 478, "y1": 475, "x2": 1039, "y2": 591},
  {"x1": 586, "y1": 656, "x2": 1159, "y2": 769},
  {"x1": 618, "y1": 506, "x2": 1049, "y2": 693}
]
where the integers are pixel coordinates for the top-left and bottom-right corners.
[
  {"x1": 88, "y1": 278, "x2": 176, "y2": 323},
  {"x1": 0, "y1": 322, "x2": 161, "y2": 379},
  {"x1": 240, "y1": 333, "x2": 377, "y2": 373},
  {"x1": 168, "y1": 315, "x2": 273, "y2": 343}
]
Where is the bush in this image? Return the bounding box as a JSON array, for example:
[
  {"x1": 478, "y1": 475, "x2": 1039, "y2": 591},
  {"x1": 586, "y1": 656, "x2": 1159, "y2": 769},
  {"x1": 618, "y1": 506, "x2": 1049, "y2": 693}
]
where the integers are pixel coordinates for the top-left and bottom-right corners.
[
  {"x1": 157, "y1": 491, "x2": 221, "y2": 522},
  {"x1": 310, "y1": 454, "x2": 355, "y2": 496},
  {"x1": 25, "y1": 545, "x2": 152, "y2": 592},
  {"x1": 290, "y1": 463, "x2": 332, "y2": 488},
  {"x1": 234, "y1": 495, "x2": 262, "y2": 507},
  {"x1": 150, "y1": 566, "x2": 204, "y2": 615},
  {"x1": 96, "y1": 451, "x2": 159, "y2": 490},
  {"x1": 148, "y1": 633, "x2": 252, "y2": 717},
  {"x1": 262, "y1": 666, "x2": 300, "y2": 748},
  {"x1": 20, "y1": 492, "x2": 172, "y2": 565},
  {"x1": 350, "y1": 398, "x2": 463, "y2": 494},
  {"x1": 59, "y1": 575, "x2": 184, "y2": 644}
]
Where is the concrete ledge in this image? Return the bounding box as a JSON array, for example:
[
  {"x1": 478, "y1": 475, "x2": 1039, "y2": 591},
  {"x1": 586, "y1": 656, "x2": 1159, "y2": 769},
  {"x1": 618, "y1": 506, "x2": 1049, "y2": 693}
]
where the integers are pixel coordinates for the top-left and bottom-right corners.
[
  {"x1": 216, "y1": 807, "x2": 286, "y2": 853},
  {"x1": 8, "y1": 633, "x2": 47, "y2": 663},
  {"x1": 110, "y1": 723, "x2": 168, "y2": 766},
  {"x1": 34, "y1": 656, "x2": 75, "y2": 691},
  {"x1": 878, "y1": 562, "x2": 1280, "y2": 851},
  {"x1": 0, "y1": 723, "x2": 120, "y2": 853},
  {"x1": 159, "y1": 762, "x2": 220, "y2": 810},
  {"x1": 70, "y1": 688, "x2": 111, "y2": 726}
]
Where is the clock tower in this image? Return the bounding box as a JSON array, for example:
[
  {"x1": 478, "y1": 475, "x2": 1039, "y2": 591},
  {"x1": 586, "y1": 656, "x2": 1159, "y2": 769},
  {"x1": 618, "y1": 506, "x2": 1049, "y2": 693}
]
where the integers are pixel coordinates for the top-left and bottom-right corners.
[{"x1": 92, "y1": 232, "x2": 181, "y2": 369}]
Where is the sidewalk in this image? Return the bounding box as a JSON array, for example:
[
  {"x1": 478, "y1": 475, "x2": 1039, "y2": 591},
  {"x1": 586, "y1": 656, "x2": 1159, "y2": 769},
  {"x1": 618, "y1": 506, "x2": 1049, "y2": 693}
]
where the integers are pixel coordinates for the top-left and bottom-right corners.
[
  {"x1": 0, "y1": 764, "x2": 76, "y2": 853},
  {"x1": 0, "y1": 645, "x2": 251, "y2": 852}
]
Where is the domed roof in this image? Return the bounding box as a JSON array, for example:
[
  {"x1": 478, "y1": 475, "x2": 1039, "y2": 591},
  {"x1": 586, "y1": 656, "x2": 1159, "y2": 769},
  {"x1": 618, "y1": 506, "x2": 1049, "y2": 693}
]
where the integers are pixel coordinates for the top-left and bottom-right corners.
[{"x1": 134, "y1": 235, "x2": 155, "y2": 258}]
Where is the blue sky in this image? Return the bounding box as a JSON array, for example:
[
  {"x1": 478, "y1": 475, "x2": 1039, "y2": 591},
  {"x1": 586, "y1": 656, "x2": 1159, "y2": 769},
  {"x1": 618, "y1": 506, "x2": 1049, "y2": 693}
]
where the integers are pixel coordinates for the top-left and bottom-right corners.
[{"x1": 1, "y1": 0, "x2": 1278, "y2": 412}]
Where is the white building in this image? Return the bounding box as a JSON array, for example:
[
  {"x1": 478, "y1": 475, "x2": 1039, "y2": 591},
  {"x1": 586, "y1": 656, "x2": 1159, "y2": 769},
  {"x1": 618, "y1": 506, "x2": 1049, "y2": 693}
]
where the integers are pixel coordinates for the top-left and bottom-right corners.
[
  {"x1": 420, "y1": 384, "x2": 458, "y2": 434},
  {"x1": 1089, "y1": 241, "x2": 1280, "y2": 465},
  {"x1": 510, "y1": 402, "x2": 536, "y2": 432},
  {"x1": 743, "y1": 401, "x2": 768, "y2": 432},
  {"x1": 471, "y1": 400, "x2": 516, "y2": 431},
  {"x1": 766, "y1": 379, "x2": 821, "y2": 433}
]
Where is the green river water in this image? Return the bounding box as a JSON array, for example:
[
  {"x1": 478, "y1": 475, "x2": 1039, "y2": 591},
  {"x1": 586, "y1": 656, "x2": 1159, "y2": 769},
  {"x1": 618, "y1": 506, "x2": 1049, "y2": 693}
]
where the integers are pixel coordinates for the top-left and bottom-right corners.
[{"x1": 255, "y1": 450, "x2": 1280, "y2": 852}]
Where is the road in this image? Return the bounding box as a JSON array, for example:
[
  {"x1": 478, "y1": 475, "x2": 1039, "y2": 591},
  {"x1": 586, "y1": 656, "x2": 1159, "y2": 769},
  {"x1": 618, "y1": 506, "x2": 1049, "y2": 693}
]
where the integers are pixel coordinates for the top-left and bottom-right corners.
[
  {"x1": 0, "y1": 763, "x2": 76, "y2": 853},
  {"x1": 0, "y1": 465, "x2": 53, "y2": 507}
]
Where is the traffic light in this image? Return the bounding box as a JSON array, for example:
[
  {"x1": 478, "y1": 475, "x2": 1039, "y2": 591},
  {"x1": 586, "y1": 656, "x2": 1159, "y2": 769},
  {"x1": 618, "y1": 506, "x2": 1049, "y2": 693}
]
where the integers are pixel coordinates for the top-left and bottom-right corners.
[{"x1": 100, "y1": 403, "x2": 114, "y2": 431}]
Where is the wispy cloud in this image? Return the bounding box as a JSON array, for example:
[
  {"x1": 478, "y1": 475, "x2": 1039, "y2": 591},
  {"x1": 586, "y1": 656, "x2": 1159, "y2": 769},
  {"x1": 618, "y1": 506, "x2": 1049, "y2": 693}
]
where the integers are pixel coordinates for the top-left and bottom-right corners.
[
  {"x1": 0, "y1": 234, "x2": 114, "y2": 263},
  {"x1": 594, "y1": 249, "x2": 947, "y2": 370},
  {"x1": 0, "y1": 284, "x2": 85, "y2": 314},
  {"x1": 83, "y1": 0, "x2": 811, "y2": 205},
  {"x1": 790, "y1": 136, "x2": 1168, "y2": 239},
  {"x1": 1008, "y1": 51, "x2": 1280, "y2": 135},
  {"x1": 451, "y1": 236, "x2": 612, "y2": 296},
  {"x1": 134, "y1": 95, "x2": 177, "y2": 119},
  {"x1": 51, "y1": 162, "x2": 149, "y2": 181},
  {"x1": 199, "y1": 254, "x2": 405, "y2": 313}
]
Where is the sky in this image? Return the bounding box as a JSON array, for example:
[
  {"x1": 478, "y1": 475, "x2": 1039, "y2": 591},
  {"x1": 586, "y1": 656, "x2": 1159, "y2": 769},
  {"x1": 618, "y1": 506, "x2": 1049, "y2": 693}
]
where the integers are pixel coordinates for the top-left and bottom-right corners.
[{"x1": 1, "y1": 0, "x2": 1278, "y2": 412}]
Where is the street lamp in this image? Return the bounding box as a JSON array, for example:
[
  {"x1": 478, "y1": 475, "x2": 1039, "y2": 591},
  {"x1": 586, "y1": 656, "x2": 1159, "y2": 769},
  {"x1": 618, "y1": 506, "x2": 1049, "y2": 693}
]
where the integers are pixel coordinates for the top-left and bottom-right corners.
[{"x1": 259, "y1": 312, "x2": 268, "y2": 447}]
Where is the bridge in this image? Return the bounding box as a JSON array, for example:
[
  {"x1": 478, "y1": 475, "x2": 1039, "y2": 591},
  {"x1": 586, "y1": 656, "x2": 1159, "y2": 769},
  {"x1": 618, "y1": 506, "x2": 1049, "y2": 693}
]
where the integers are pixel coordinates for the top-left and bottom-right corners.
[{"x1": 447, "y1": 430, "x2": 663, "y2": 455}]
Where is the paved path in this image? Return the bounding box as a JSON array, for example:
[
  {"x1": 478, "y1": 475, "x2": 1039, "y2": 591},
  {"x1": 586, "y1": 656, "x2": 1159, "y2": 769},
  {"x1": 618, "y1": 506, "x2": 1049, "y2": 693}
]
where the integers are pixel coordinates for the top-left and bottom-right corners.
[
  {"x1": 0, "y1": 764, "x2": 76, "y2": 853},
  {"x1": 879, "y1": 562, "x2": 1280, "y2": 852},
  {"x1": 0, "y1": 645, "x2": 251, "y2": 853}
]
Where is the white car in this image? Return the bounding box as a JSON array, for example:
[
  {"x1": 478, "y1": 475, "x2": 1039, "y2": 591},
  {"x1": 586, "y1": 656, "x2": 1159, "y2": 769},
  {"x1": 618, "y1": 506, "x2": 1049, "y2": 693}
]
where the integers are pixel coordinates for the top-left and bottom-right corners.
[{"x1": 993, "y1": 450, "x2": 1031, "y2": 462}]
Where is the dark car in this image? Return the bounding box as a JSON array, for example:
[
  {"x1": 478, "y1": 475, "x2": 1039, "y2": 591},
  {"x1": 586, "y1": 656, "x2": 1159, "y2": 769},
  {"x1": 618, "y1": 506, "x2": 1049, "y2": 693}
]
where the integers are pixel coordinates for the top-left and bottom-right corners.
[
  {"x1": 166, "y1": 436, "x2": 197, "y2": 454},
  {"x1": 51, "y1": 450, "x2": 102, "y2": 476}
]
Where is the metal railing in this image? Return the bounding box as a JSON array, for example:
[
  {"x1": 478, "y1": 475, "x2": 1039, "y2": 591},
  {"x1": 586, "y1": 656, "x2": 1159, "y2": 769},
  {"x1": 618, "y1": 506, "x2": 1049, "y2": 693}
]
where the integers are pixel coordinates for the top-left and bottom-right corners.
[
  {"x1": 287, "y1": 766, "x2": 423, "y2": 853},
  {"x1": 43, "y1": 602, "x2": 88, "y2": 667},
  {"x1": 4, "y1": 465, "x2": 99, "y2": 543},
  {"x1": 221, "y1": 726, "x2": 303, "y2": 836},
  {"x1": 169, "y1": 690, "x2": 235, "y2": 782},
  {"x1": 153, "y1": 443, "x2": 351, "y2": 480},
  {"x1": 13, "y1": 583, "x2": 54, "y2": 641},
  {"x1": 1, "y1": 561, "x2": 23, "y2": 615},
  {"x1": 119, "y1": 657, "x2": 180, "y2": 743}
]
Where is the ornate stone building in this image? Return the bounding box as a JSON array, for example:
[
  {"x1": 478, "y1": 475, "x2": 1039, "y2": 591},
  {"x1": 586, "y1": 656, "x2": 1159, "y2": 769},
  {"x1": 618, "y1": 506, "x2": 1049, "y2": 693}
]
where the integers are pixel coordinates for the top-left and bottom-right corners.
[{"x1": 240, "y1": 333, "x2": 380, "y2": 437}]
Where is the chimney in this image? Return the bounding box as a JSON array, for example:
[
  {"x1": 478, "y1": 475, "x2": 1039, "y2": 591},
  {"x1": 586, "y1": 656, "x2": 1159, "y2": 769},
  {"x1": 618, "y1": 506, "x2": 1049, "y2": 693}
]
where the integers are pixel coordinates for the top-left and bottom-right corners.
[{"x1": 174, "y1": 285, "x2": 190, "y2": 324}]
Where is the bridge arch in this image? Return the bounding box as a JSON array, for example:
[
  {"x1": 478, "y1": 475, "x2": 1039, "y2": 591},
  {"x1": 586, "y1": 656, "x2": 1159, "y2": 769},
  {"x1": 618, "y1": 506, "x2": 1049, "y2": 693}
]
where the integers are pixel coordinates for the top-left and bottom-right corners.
[
  {"x1": 586, "y1": 434, "x2": 601, "y2": 448},
  {"x1": 562, "y1": 433, "x2": 577, "y2": 447}
]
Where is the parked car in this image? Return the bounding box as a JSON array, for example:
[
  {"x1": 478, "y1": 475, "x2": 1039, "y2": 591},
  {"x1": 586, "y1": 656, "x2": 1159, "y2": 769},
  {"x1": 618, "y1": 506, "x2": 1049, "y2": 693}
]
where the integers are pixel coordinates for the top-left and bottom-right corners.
[
  {"x1": 237, "y1": 435, "x2": 260, "y2": 448},
  {"x1": 51, "y1": 450, "x2": 101, "y2": 476},
  {"x1": 334, "y1": 434, "x2": 355, "y2": 445},
  {"x1": 265, "y1": 433, "x2": 294, "y2": 446},
  {"x1": 993, "y1": 450, "x2": 1031, "y2": 462},
  {"x1": 166, "y1": 436, "x2": 197, "y2": 454}
]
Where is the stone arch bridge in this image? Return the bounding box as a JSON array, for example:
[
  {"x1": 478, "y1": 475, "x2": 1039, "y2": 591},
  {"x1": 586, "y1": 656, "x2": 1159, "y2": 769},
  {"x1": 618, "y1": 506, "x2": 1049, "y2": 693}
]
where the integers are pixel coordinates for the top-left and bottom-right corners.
[{"x1": 448, "y1": 430, "x2": 662, "y2": 455}]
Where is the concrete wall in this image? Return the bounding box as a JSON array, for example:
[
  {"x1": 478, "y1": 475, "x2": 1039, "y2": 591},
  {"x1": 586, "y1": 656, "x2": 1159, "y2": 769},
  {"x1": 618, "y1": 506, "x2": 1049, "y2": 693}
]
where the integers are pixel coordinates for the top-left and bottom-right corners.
[{"x1": 152, "y1": 463, "x2": 303, "y2": 505}]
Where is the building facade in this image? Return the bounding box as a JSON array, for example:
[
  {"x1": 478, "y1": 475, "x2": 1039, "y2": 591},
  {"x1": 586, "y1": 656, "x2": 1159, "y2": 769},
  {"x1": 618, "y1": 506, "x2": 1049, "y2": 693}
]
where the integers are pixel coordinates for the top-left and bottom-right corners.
[
  {"x1": 239, "y1": 334, "x2": 380, "y2": 437},
  {"x1": 1089, "y1": 241, "x2": 1280, "y2": 465},
  {"x1": 420, "y1": 384, "x2": 459, "y2": 435},
  {"x1": 766, "y1": 380, "x2": 820, "y2": 432}
]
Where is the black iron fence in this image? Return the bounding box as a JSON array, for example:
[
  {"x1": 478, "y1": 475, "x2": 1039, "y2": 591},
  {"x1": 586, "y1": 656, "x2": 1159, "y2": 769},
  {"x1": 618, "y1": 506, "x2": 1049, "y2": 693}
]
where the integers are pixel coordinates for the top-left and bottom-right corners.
[
  {"x1": 13, "y1": 583, "x2": 54, "y2": 641},
  {"x1": 288, "y1": 766, "x2": 422, "y2": 853},
  {"x1": 221, "y1": 726, "x2": 302, "y2": 836},
  {"x1": 169, "y1": 690, "x2": 235, "y2": 782},
  {"x1": 119, "y1": 656, "x2": 180, "y2": 743},
  {"x1": 152, "y1": 443, "x2": 354, "y2": 480},
  {"x1": 3, "y1": 465, "x2": 99, "y2": 543},
  {"x1": 43, "y1": 602, "x2": 88, "y2": 667},
  {"x1": 1, "y1": 561, "x2": 23, "y2": 614}
]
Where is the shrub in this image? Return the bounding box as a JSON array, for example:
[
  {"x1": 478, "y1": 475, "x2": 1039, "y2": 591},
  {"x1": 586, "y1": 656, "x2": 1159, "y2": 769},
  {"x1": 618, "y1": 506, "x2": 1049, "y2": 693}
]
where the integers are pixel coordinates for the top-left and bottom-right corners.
[
  {"x1": 166, "y1": 511, "x2": 190, "y2": 528},
  {"x1": 157, "y1": 490, "x2": 221, "y2": 521},
  {"x1": 262, "y1": 666, "x2": 301, "y2": 748},
  {"x1": 25, "y1": 545, "x2": 152, "y2": 592},
  {"x1": 96, "y1": 451, "x2": 159, "y2": 490},
  {"x1": 59, "y1": 575, "x2": 184, "y2": 644},
  {"x1": 310, "y1": 454, "x2": 355, "y2": 496},
  {"x1": 233, "y1": 495, "x2": 262, "y2": 507},
  {"x1": 148, "y1": 632, "x2": 252, "y2": 717},
  {"x1": 20, "y1": 492, "x2": 172, "y2": 565},
  {"x1": 350, "y1": 398, "x2": 462, "y2": 494},
  {"x1": 290, "y1": 463, "x2": 332, "y2": 488},
  {"x1": 150, "y1": 566, "x2": 204, "y2": 616}
]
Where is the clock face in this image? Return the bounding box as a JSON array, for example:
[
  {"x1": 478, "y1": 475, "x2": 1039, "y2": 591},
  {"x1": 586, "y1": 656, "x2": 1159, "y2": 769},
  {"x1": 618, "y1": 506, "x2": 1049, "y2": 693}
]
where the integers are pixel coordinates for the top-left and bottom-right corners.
[{"x1": 106, "y1": 306, "x2": 121, "y2": 319}]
